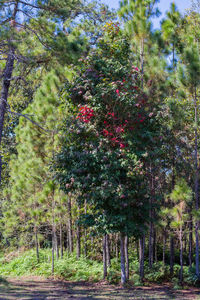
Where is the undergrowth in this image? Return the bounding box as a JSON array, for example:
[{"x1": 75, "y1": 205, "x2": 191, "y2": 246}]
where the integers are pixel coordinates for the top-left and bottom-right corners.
[
  {"x1": 0, "y1": 249, "x2": 198, "y2": 287},
  {"x1": 0, "y1": 249, "x2": 103, "y2": 282}
]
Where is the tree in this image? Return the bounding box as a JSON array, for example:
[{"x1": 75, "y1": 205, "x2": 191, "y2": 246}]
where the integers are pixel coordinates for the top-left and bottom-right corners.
[
  {"x1": 0, "y1": 0, "x2": 85, "y2": 181},
  {"x1": 55, "y1": 22, "x2": 161, "y2": 284},
  {"x1": 178, "y1": 44, "x2": 200, "y2": 278},
  {"x1": 3, "y1": 69, "x2": 68, "y2": 263}
]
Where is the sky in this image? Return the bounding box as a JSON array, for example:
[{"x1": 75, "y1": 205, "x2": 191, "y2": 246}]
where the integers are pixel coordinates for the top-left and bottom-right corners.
[{"x1": 102, "y1": 0, "x2": 191, "y2": 29}]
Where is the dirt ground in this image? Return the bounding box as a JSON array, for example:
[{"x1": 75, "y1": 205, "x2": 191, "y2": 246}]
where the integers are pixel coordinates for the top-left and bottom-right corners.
[{"x1": 0, "y1": 277, "x2": 200, "y2": 300}]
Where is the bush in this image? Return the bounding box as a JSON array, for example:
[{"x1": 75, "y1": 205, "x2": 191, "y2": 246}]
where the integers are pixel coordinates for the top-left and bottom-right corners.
[{"x1": 144, "y1": 262, "x2": 170, "y2": 283}]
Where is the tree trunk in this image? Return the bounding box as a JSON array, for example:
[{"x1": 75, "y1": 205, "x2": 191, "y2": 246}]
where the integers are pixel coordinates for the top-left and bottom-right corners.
[
  {"x1": 55, "y1": 231, "x2": 59, "y2": 260},
  {"x1": 120, "y1": 232, "x2": 126, "y2": 285},
  {"x1": 136, "y1": 240, "x2": 139, "y2": 261},
  {"x1": 84, "y1": 201, "x2": 87, "y2": 257},
  {"x1": 60, "y1": 223, "x2": 63, "y2": 259},
  {"x1": 76, "y1": 223, "x2": 81, "y2": 259},
  {"x1": 35, "y1": 226, "x2": 39, "y2": 263},
  {"x1": 52, "y1": 223, "x2": 55, "y2": 274},
  {"x1": 106, "y1": 234, "x2": 111, "y2": 268},
  {"x1": 149, "y1": 168, "x2": 154, "y2": 268},
  {"x1": 0, "y1": 2, "x2": 18, "y2": 183},
  {"x1": 125, "y1": 235, "x2": 129, "y2": 280},
  {"x1": 68, "y1": 197, "x2": 73, "y2": 253},
  {"x1": 149, "y1": 219, "x2": 153, "y2": 268},
  {"x1": 116, "y1": 234, "x2": 119, "y2": 259},
  {"x1": 154, "y1": 230, "x2": 157, "y2": 263},
  {"x1": 139, "y1": 235, "x2": 145, "y2": 281},
  {"x1": 189, "y1": 216, "x2": 193, "y2": 268},
  {"x1": 103, "y1": 235, "x2": 107, "y2": 279},
  {"x1": 170, "y1": 236, "x2": 174, "y2": 276},
  {"x1": 163, "y1": 230, "x2": 166, "y2": 265},
  {"x1": 180, "y1": 228, "x2": 183, "y2": 284},
  {"x1": 0, "y1": 48, "x2": 15, "y2": 183},
  {"x1": 194, "y1": 88, "x2": 199, "y2": 278}
]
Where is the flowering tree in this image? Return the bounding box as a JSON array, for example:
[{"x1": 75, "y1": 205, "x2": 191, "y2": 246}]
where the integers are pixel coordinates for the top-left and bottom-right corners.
[{"x1": 56, "y1": 22, "x2": 159, "y2": 284}]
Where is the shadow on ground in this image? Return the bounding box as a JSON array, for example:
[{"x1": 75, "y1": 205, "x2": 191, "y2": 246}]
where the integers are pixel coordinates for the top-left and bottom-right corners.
[{"x1": 0, "y1": 277, "x2": 199, "y2": 299}]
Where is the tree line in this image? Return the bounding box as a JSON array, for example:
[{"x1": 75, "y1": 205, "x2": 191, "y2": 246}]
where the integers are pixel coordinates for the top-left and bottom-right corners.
[{"x1": 1, "y1": 0, "x2": 200, "y2": 286}]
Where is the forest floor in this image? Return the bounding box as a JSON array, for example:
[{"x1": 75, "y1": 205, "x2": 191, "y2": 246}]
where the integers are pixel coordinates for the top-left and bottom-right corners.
[{"x1": 0, "y1": 276, "x2": 200, "y2": 300}]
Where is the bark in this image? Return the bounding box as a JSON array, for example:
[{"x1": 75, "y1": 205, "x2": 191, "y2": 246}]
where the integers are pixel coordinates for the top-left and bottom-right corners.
[
  {"x1": 194, "y1": 88, "x2": 199, "y2": 278},
  {"x1": 103, "y1": 235, "x2": 107, "y2": 279},
  {"x1": 52, "y1": 236, "x2": 55, "y2": 274},
  {"x1": 120, "y1": 232, "x2": 126, "y2": 285},
  {"x1": 55, "y1": 231, "x2": 59, "y2": 260},
  {"x1": 76, "y1": 223, "x2": 81, "y2": 259},
  {"x1": 0, "y1": 50, "x2": 15, "y2": 183},
  {"x1": 149, "y1": 166, "x2": 155, "y2": 267},
  {"x1": 170, "y1": 236, "x2": 174, "y2": 276},
  {"x1": 149, "y1": 203, "x2": 153, "y2": 267},
  {"x1": 125, "y1": 235, "x2": 129, "y2": 280},
  {"x1": 115, "y1": 234, "x2": 119, "y2": 259},
  {"x1": 52, "y1": 185, "x2": 56, "y2": 273},
  {"x1": 68, "y1": 197, "x2": 73, "y2": 253},
  {"x1": 154, "y1": 230, "x2": 157, "y2": 263},
  {"x1": 52, "y1": 223, "x2": 55, "y2": 274},
  {"x1": 35, "y1": 226, "x2": 39, "y2": 263},
  {"x1": 106, "y1": 234, "x2": 111, "y2": 268},
  {"x1": 179, "y1": 228, "x2": 183, "y2": 284},
  {"x1": 0, "y1": 2, "x2": 19, "y2": 183},
  {"x1": 60, "y1": 223, "x2": 63, "y2": 259},
  {"x1": 163, "y1": 231, "x2": 166, "y2": 265},
  {"x1": 136, "y1": 240, "x2": 139, "y2": 261},
  {"x1": 139, "y1": 235, "x2": 145, "y2": 281},
  {"x1": 189, "y1": 216, "x2": 193, "y2": 268},
  {"x1": 84, "y1": 201, "x2": 87, "y2": 257}
]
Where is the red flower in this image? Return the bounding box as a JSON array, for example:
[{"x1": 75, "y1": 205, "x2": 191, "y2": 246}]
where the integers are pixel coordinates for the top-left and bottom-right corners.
[
  {"x1": 120, "y1": 143, "x2": 126, "y2": 148},
  {"x1": 103, "y1": 129, "x2": 109, "y2": 136},
  {"x1": 116, "y1": 89, "x2": 120, "y2": 94}
]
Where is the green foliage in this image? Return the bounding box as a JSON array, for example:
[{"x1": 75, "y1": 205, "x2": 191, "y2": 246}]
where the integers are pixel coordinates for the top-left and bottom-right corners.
[
  {"x1": 144, "y1": 262, "x2": 170, "y2": 283},
  {"x1": 0, "y1": 249, "x2": 103, "y2": 282}
]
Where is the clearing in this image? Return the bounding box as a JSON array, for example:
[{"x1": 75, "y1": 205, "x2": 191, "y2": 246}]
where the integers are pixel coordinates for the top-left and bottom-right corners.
[{"x1": 0, "y1": 277, "x2": 200, "y2": 299}]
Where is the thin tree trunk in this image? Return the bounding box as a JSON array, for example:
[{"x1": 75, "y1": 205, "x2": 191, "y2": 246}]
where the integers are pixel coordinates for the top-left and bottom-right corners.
[
  {"x1": 52, "y1": 234, "x2": 55, "y2": 274},
  {"x1": 116, "y1": 234, "x2": 119, "y2": 259},
  {"x1": 55, "y1": 230, "x2": 59, "y2": 260},
  {"x1": 103, "y1": 234, "x2": 107, "y2": 279},
  {"x1": 180, "y1": 228, "x2": 183, "y2": 284},
  {"x1": 120, "y1": 232, "x2": 126, "y2": 285},
  {"x1": 194, "y1": 88, "x2": 199, "y2": 278},
  {"x1": 163, "y1": 230, "x2": 166, "y2": 265},
  {"x1": 52, "y1": 222, "x2": 55, "y2": 274},
  {"x1": 170, "y1": 236, "x2": 174, "y2": 276},
  {"x1": 68, "y1": 197, "x2": 73, "y2": 253},
  {"x1": 76, "y1": 223, "x2": 81, "y2": 259},
  {"x1": 84, "y1": 201, "x2": 87, "y2": 257},
  {"x1": 35, "y1": 226, "x2": 39, "y2": 263},
  {"x1": 60, "y1": 223, "x2": 63, "y2": 259},
  {"x1": 149, "y1": 206, "x2": 153, "y2": 267},
  {"x1": 136, "y1": 240, "x2": 139, "y2": 261},
  {"x1": 154, "y1": 230, "x2": 157, "y2": 263},
  {"x1": 106, "y1": 234, "x2": 111, "y2": 268},
  {"x1": 139, "y1": 235, "x2": 145, "y2": 281},
  {"x1": 189, "y1": 216, "x2": 193, "y2": 268},
  {"x1": 125, "y1": 235, "x2": 129, "y2": 280}
]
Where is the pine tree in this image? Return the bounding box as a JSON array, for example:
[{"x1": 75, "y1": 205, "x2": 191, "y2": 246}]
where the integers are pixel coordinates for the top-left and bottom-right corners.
[{"x1": 0, "y1": 0, "x2": 85, "y2": 181}]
